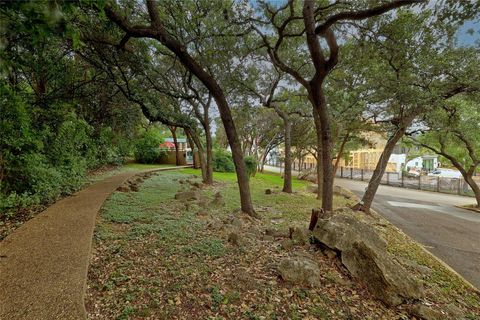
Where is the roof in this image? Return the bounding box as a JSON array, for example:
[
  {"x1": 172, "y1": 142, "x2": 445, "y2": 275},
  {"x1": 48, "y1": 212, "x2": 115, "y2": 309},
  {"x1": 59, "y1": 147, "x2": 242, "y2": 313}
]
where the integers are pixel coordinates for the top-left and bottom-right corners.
[{"x1": 159, "y1": 141, "x2": 175, "y2": 148}]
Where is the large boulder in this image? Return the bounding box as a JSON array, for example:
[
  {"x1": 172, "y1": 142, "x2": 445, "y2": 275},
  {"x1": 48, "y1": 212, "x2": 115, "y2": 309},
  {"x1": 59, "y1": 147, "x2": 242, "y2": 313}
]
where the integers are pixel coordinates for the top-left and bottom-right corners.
[
  {"x1": 313, "y1": 212, "x2": 424, "y2": 306},
  {"x1": 314, "y1": 214, "x2": 387, "y2": 253},
  {"x1": 277, "y1": 256, "x2": 321, "y2": 286},
  {"x1": 210, "y1": 192, "x2": 225, "y2": 206}
]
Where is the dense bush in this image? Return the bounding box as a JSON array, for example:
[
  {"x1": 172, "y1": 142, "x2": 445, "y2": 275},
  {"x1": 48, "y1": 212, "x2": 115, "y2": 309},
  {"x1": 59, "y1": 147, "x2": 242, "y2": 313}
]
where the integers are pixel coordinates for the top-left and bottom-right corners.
[
  {"x1": 212, "y1": 149, "x2": 235, "y2": 172},
  {"x1": 0, "y1": 4, "x2": 142, "y2": 218},
  {"x1": 134, "y1": 128, "x2": 165, "y2": 164},
  {"x1": 0, "y1": 85, "x2": 135, "y2": 218},
  {"x1": 244, "y1": 156, "x2": 258, "y2": 177}
]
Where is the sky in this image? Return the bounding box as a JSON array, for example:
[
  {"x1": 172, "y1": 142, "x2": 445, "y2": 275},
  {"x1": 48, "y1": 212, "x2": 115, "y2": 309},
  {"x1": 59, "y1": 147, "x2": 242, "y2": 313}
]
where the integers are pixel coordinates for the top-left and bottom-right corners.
[{"x1": 456, "y1": 20, "x2": 479, "y2": 47}]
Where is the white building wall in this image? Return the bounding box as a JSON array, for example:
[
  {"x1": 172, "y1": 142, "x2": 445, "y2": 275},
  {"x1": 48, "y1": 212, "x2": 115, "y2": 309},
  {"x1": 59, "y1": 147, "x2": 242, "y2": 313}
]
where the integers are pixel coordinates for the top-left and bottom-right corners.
[{"x1": 388, "y1": 154, "x2": 407, "y2": 172}]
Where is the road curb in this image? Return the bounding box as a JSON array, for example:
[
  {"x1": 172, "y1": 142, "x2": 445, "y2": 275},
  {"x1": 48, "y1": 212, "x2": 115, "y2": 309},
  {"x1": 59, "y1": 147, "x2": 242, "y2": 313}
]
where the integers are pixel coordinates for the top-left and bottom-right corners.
[{"x1": 454, "y1": 204, "x2": 480, "y2": 215}]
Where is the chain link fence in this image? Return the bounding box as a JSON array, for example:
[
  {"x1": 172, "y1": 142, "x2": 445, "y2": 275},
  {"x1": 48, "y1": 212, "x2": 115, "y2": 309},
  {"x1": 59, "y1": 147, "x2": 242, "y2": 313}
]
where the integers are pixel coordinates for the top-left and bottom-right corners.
[{"x1": 336, "y1": 166, "x2": 477, "y2": 197}]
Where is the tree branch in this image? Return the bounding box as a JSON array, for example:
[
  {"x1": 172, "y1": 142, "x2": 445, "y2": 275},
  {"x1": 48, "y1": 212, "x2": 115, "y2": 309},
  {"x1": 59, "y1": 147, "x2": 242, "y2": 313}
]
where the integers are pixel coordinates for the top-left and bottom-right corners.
[{"x1": 314, "y1": 0, "x2": 425, "y2": 35}]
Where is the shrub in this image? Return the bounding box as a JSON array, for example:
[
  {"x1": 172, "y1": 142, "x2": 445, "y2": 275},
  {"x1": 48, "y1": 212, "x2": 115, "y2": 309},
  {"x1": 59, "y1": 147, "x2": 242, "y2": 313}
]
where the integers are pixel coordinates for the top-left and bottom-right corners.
[
  {"x1": 134, "y1": 128, "x2": 164, "y2": 164},
  {"x1": 244, "y1": 156, "x2": 257, "y2": 177},
  {"x1": 212, "y1": 149, "x2": 235, "y2": 172}
]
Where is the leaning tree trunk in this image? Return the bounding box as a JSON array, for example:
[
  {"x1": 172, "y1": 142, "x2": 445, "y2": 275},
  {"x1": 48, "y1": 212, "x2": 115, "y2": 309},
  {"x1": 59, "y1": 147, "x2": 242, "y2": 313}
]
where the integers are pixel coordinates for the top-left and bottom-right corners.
[
  {"x1": 103, "y1": 1, "x2": 256, "y2": 215},
  {"x1": 355, "y1": 127, "x2": 407, "y2": 213},
  {"x1": 444, "y1": 157, "x2": 480, "y2": 208},
  {"x1": 464, "y1": 175, "x2": 480, "y2": 208},
  {"x1": 333, "y1": 131, "x2": 350, "y2": 176}
]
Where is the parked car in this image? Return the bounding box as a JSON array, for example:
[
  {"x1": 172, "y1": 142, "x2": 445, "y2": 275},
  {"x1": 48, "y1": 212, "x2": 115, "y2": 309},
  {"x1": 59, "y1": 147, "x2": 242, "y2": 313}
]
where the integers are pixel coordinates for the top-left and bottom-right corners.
[{"x1": 427, "y1": 168, "x2": 461, "y2": 178}]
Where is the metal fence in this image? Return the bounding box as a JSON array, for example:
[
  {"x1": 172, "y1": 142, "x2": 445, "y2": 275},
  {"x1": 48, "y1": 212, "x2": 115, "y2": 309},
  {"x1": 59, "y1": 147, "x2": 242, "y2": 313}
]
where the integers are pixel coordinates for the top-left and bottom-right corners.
[{"x1": 336, "y1": 166, "x2": 476, "y2": 197}]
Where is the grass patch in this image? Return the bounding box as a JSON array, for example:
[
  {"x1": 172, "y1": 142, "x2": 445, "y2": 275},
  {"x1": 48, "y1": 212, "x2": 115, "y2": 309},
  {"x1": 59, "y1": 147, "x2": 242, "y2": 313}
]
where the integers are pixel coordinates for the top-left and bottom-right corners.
[
  {"x1": 180, "y1": 168, "x2": 350, "y2": 229},
  {"x1": 183, "y1": 238, "x2": 226, "y2": 258}
]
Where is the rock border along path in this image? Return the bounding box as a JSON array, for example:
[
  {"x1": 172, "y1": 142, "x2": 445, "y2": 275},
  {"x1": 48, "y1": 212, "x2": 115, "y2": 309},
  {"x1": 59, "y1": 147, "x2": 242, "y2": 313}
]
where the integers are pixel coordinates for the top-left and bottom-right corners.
[{"x1": 0, "y1": 166, "x2": 189, "y2": 319}]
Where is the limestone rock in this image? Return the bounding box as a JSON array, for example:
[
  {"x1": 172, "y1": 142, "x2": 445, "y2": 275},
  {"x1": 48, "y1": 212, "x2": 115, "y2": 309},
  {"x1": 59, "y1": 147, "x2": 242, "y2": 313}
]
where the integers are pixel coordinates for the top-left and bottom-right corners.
[
  {"x1": 280, "y1": 239, "x2": 294, "y2": 250},
  {"x1": 306, "y1": 184, "x2": 318, "y2": 194},
  {"x1": 333, "y1": 185, "x2": 357, "y2": 200},
  {"x1": 262, "y1": 235, "x2": 274, "y2": 241},
  {"x1": 192, "y1": 181, "x2": 202, "y2": 188},
  {"x1": 398, "y1": 257, "x2": 432, "y2": 277},
  {"x1": 228, "y1": 232, "x2": 240, "y2": 246},
  {"x1": 211, "y1": 192, "x2": 224, "y2": 206},
  {"x1": 313, "y1": 212, "x2": 424, "y2": 306},
  {"x1": 444, "y1": 304, "x2": 465, "y2": 319},
  {"x1": 343, "y1": 241, "x2": 424, "y2": 306},
  {"x1": 409, "y1": 304, "x2": 445, "y2": 320},
  {"x1": 231, "y1": 217, "x2": 243, "y2": 228},
  {"x1": 117, "y1": 185, "x2": 130, "y2": 192},
  {"x1": 265, "y1": 228, "x2": 288, "y2": 238},
  {"x1": 323, "y1": 248, "x2": 337, "y2": 259},
  {"x1": 315, "y1": 214, "x2": 386, "y2": 252},
  {"x1": 291, "y1": 228, "x2": 309, "y2": 245},
  {"x1": 277, "y1": 257, "x2": 320, "y2": 286},
  {"x1": 195, "y1": 210, "x2": 208, "y2": 218},
  {"x1": 174, "y1": 190, "x2": 199, "y2": 201}
]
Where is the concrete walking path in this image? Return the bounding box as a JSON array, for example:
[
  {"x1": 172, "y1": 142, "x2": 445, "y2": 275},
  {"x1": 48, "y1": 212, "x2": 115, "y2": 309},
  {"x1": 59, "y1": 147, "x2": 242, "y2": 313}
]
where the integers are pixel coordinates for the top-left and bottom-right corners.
[{"x1": 0, "y1": 166, "x2": 186, "y2": 319}]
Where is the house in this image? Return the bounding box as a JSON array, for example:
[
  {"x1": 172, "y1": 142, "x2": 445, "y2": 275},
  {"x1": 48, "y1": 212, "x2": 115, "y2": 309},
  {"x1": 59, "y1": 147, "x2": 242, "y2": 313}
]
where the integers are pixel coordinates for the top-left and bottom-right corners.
[
  {"x1": 159, "y1": 137, "x2": 196, "y2": 165},
  {"x1": 340, "y1": 135, "x2": 438, "y2": 173},
  {"x1": 266, "y1": 146, "x2": 317, "y2": 171}
]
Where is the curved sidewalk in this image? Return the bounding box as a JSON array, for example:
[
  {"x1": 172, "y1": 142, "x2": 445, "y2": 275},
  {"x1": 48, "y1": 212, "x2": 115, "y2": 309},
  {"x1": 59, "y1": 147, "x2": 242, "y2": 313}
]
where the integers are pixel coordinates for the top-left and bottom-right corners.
[{"x1": 0, "y1": 167, "x2": 185, "y2": 319}]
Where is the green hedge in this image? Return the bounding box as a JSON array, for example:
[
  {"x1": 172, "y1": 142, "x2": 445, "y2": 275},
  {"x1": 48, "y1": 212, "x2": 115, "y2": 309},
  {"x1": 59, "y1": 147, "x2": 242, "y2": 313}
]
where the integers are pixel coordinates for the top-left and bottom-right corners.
[
  {"x1": 213, "y1": 149, "x2": 235, "y2": 172},
  {"x1": 133, "y1": 128, "x2": 165, "y2": 164},
  {"x1": 0, "y1": 85, "x2": 134, "y2": 218}
]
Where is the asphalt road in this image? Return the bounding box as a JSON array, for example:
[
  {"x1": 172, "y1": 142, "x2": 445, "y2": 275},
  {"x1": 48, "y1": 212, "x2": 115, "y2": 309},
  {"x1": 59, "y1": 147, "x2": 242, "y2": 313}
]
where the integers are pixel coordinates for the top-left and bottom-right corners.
[
  {"x1": 263, "y1": 165, "x2": 480, "y2": 289},
  {"x1": 335, "y1": 178, "x2": 480, "y2": 290}
]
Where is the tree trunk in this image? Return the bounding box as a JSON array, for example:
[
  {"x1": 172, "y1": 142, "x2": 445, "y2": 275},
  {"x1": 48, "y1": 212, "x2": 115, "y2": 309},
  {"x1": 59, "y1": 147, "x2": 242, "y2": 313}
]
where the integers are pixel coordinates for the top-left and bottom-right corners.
[
  {"x1": 317, "y1": 92, "x2": 334, "y2": 212},
  {"x1": 355, "y1": 127, "x2": 406, "y2": 212},
  {"x1": 105, "y1": 0, "x2": 256, "y2": 217},
  {"x1": 282, "y1": 117, "x2": 292, "y2": 193},
  {"x1": 333, "y1": 132, "x2": 350, "y2": 176},
  {"x1": 169, "y1": 126, "x2": 181, "y2": 166},
  {"x1": 204, "y1": 121, "x2": 214, "y2": 184},
  {"x1": 311, "y1": 100, "x2": 331, "y2": 207},
  {"x1": 464, "y1": 175, "x2": 480, "y2": 208},
  {"x1": 186, "y1": 133, "x2": 198, "y2": 169},
  {"x1": 185, "y1": 129, "x2": 207, "y2": 183}
]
